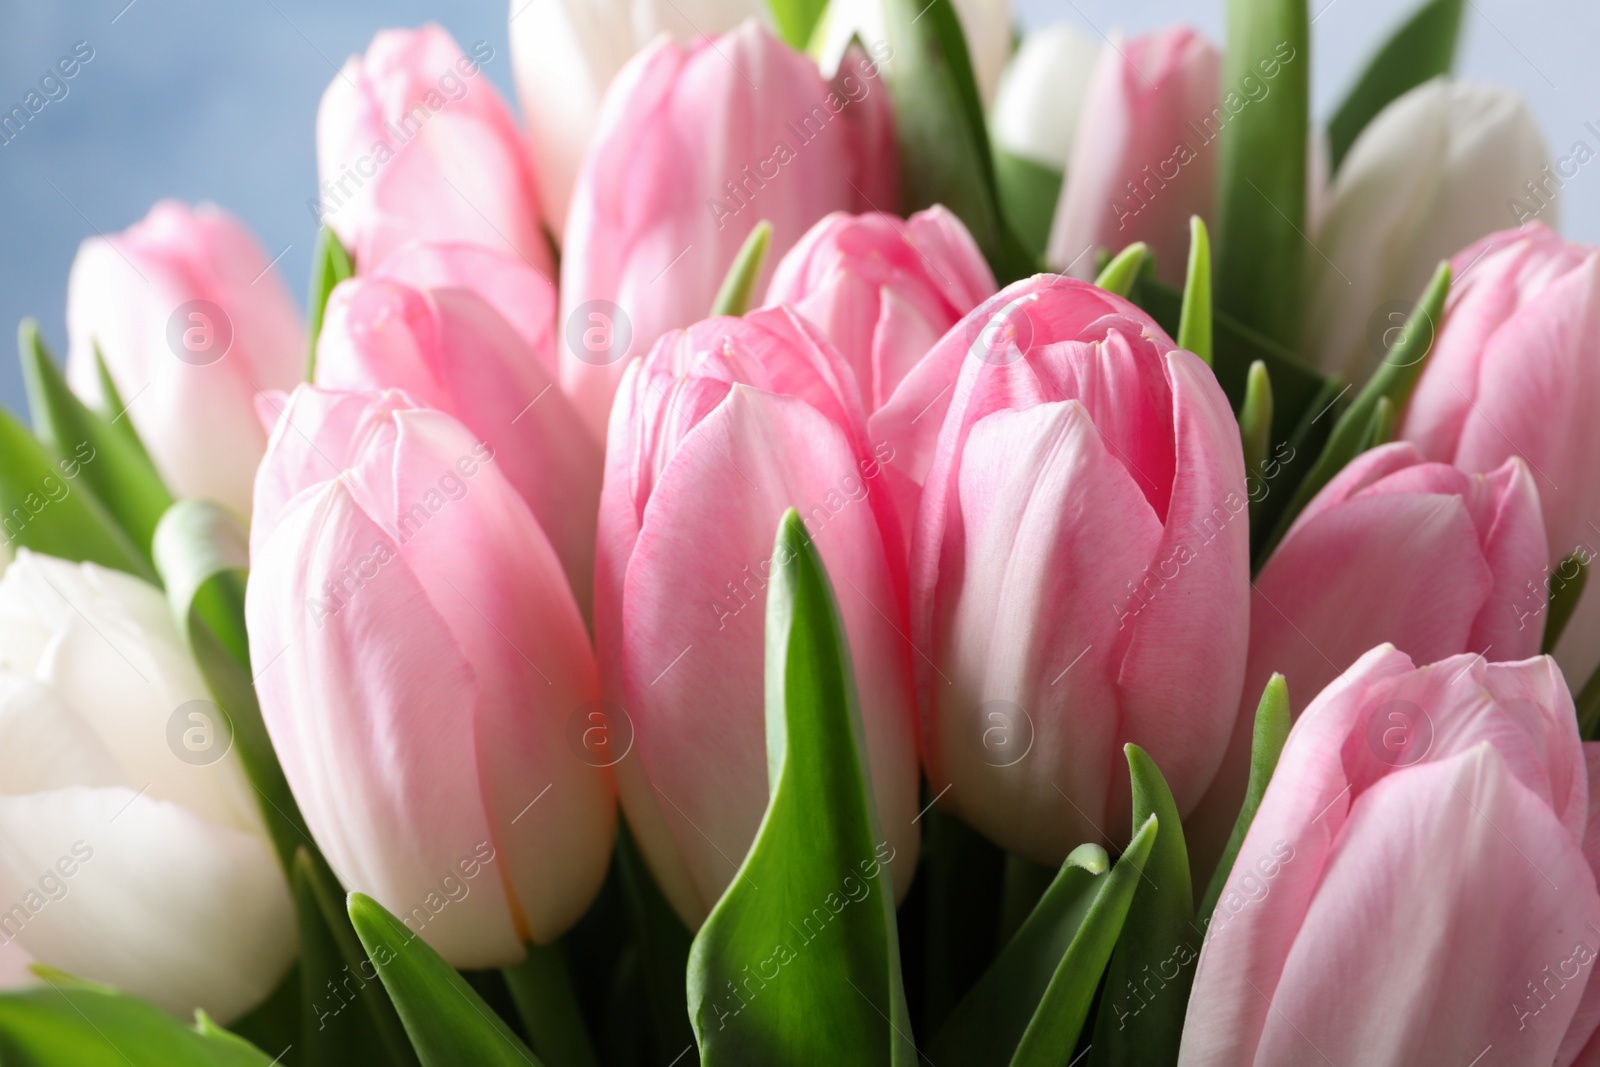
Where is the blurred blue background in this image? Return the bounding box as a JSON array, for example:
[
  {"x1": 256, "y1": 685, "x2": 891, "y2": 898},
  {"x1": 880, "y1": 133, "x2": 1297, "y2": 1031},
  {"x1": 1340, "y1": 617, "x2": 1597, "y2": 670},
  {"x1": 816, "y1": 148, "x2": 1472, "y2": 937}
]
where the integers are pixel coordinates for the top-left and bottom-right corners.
[{"x1": 0, "y1": 0, "x2": 1594, "y2": 412}]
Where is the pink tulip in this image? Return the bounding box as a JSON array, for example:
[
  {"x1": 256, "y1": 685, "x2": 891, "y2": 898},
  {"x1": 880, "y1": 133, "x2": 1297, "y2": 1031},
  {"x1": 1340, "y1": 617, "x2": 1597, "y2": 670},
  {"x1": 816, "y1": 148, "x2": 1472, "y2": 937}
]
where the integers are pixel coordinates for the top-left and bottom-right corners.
[
  {"x1": 65, "y1": 199, "x2": 303, "y2": 519},
  {"x1": 766, "y1": 207, "x2": 997, "y2": 412},
  {"x1": 560, "y1": 22, "x2": 897, "y2": 439},
  {"x1": 909, "y1": 274, "x2": 1250, "y2": 865},
  {"x1": 1180, "y1": 647, "x2": 1600, "y2": 1066},
  {"x1": 1401, "y1": 224, "x2": 1600, "y2": 684},
  {"x1": 314, "y1": 242, "x2": 599, "y2": 617},
  {"x1": 1187, "y1": 442, "x2": 1547, "y2": 868},
  {"x1": 1046, "y1": 26, "x2": 1222, "y2": 284},
  {"x1": 316, "y1": 26, "x2": 553, "y2": 278},
  {"x1": 247, "y1": 386, "x2": 611, "y2": 965},
  {"x1": 595, "y1": 306, "x2": 917, "y2": 926}
]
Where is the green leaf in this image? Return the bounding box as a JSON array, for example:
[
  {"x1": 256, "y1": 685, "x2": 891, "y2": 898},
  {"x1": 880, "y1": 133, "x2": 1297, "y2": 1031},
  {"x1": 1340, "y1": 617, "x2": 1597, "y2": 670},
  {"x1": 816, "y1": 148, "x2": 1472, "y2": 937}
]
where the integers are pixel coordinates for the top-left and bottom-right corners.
[
  {"x1": 1326, "y1": 0, "x2": 1465, "y2": 172},
  {"x1": 992, "y1": 148, "x2": 1064, "y2": 260},
  {"x1": 1249, "y1": 375, "x2": 1346, "y2": 566},
  {"x1": 1094, "y1": 243, "x2": 1149, "y2": 298},
  {"x1": 305, "y1": 226, "x2": 355, "y2": 381},
  {"x1": 768, "y1": 0, "x2": 829, "y2": 50},
  {"x1": 1213, "y1": 0, "x2": 1309, "y2": 348},
  {"x1": 996, "y1": 855, "x2": 1059, "y2": 951},
  {"x1": 1198, "y1": 674, "x2": 1291, "y2": 920},
  {"x1": 1262, "y1": 260, "x2": 1450, "y2": 559},
  {"x1": 928, "y1": 844, "x2": 1109, "y2": 1065},
  {"x1": 1089, "y1": 747, "x2": 1196, "y2": 1066},
  {"x1": 1240, "y1": 361, "x2": 1273, "y2": 531},
  {"x1": 1177, "y1": 217, "x2": 1213, "y2": 365},
  {"x1": 19, "y1": 321, "x2": 174, "y2": 562},
  {"x1": 614, "y1": 821, "x2": 697, "y2": 1063},
  {"x1": 687, "y1": 509, "x2": 914, "y2": 1065},
  {"x1": 0, "y1": 982, "x2": 275, "y2": 1066},
  {"x1": 1545, "y1": 553, "x2": 1589, "y2": 655},
  {"x1": 916, "y1": 805, "x2": 1005, "y2": 1032},
  {"x1": 293, "y1": 850, "x2": 418, "y2": 1067},
  {"x1": 1357, "y1": 395, "x2": 1395, "y2": 451},
  {"x1": 347, "y1": 892, "x2": 543, "y2": 1067},
  {"x1": 881, "y1": 0, "x2": 1034, "y2": 283},
  {"x1": 710, "y1": 221, "x2": 773, "y2": 318},
  {"x1": 1009, "y1": 817, "x2": 1159, "y2": 1067},
  {"x1": 502, "y1": 943, "x2": 599, "y2": 1067},
  {"x1": 1579, "y1": 663, "x2": 1600, "y2": 741}
]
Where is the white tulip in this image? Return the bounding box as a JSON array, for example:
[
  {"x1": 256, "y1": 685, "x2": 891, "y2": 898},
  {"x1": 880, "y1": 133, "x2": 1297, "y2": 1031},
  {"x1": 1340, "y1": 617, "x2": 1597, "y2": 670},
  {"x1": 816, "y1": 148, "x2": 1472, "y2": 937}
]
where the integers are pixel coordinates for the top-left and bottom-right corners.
[
  {"x1": 1304, "y1": 78, "x2": 1554, "y2": 382},
  {"x1": 509, "y1": 0, "x2": 768, "y2": 233},
  {"x1": 0, "y1": 552, "x2": 293, "y2": 1023},
  {"x1": 811, "y1": 0, "x2": 1012, "y2": 110},
  {"x1": 989, "y1": 25, "x2": 1100, "y2": 174}
]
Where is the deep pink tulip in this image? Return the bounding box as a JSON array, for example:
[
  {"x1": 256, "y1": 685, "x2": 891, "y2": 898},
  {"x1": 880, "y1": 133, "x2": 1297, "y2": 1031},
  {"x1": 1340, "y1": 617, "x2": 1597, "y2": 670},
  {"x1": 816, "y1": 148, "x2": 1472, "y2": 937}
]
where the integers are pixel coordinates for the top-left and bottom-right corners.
[
  {"x1": 247, "y1": 386, "x2": 611, "y2": 966},
  {"x1": 909, "y1": 274, "x2": 1250, "y2": 865},
  {"x1": 1047, "y1": 26, "x2": 1222, "y2": 284},
  {"x1": 1402, "y1": 224, "x2": 1600, "y2": 684},
  {"x1": 65, "y1": 200, "x2": 303, "y2": 519},
  {"x1": 595, "y1": 306, "x2": 917, "y2": 926},
  {"x1": 314, "y1": 242, "x2": 599, "y2": 616},
  {"x1": 560, "y1": 22, "x2": 897, "y2": 439},
  {"x1": 1181, "y1": 647, "x2": 1600, "y2": 1066},
  {"x1": 316, "y1": 26, "x2": 553, "y2": 278},
  {"x1": 1188, "y1": 442, "x2": 1547, "y2": 868}
]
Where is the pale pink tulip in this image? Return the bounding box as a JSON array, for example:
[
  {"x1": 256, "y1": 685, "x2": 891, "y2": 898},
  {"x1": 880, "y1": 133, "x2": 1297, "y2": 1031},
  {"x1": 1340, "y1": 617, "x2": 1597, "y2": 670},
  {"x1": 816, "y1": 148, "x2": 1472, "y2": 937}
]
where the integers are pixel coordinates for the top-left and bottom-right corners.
[
  {"x1": 1047, "y1": 26, "x2": 1222, "y2": 285},
  {"x1": 65, "y1": 200, "x2": 303, "y2": 519},
  {"x1": 595, "y1": 306, "x2": 917, "y2": 926},
  {"x1": 1187, "y1": 442, "x2": 1548, "y2": 869},
  {"x1": 247, "y1": 386, "x2": 611, "y2": 965},
  {"x1": 1401, "y1": 224, "x2": 1600, "y2": 685},
  {"x1": 314, "y1": 242, "x2": 599, "y2": 616},
  {"x1": 1181, "y1": 647, "x2": 1600, "y2": 1066},
  {"x1": 909, "y1": 274, "x2": 1250, "y2": 865},
  {"x1": 560, "y1": 22, "x2": 897, "y2": 439},
  {"x1": 316, "y1": 26, "x2": 553, "y2": 278}
]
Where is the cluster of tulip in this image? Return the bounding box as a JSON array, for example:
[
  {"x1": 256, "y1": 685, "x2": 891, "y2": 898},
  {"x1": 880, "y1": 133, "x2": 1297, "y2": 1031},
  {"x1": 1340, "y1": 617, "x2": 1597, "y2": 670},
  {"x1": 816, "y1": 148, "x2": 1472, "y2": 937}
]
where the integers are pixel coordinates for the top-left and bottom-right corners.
[{"x1": 1, "y1": 0, "x2": 1598, "y2": 1063}]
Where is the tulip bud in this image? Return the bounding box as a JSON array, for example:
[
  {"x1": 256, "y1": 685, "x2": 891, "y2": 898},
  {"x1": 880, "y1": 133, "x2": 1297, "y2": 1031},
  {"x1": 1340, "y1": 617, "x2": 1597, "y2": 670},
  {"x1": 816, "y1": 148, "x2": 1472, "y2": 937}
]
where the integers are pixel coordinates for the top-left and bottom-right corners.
[
  {"x1": 909, "y1": 274, "x2": 1250, "y2": 864},
  {"x1": 316, "y1": 26, "x2": 553, "y2": 278},
  {"x1": 1046, "y1": 26, "x2": 1221, "y2": 285},
  {"x1": 1400, "y1": 225, "x2": 1600, "y2": 686},
  {"x1": 1181, "y1": 647, "x2": 1600, "y2": 1066},
  {"x1": 508, "y1": 0, "x2": 767, "y2": 233},
  {"x1": 247, "y1": 387, "x2": 611, "y2": 965},
  {"x1": 1304, "y1": 78, "x2": 1553, "y2": 381},
  {"x1": 65, "y1": 200, "x2": 304, "y2": 519},
  {"x1": 314, "y1": 242, "x2": 600, "y2": 617},
  {"x1": 595, "y1": 306, "x2": 918, "y2": 926},
  {"x1": 0, "y1": 551, "x2": 293, "y2": 1022},
  {"x1": 560, "y1": 21, "x2": 897, "y2": 439},
  {"x1": 989, "y1": 25, "x2": 1102, "y2": 175}
]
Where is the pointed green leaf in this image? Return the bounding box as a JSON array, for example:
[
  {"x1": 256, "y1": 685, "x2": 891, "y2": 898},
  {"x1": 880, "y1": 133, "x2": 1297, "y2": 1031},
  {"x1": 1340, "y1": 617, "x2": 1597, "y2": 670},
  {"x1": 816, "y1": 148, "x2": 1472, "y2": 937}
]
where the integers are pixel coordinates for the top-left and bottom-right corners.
[
  {"x1": 768, "y1": 0, "x2": 829, "y2": 50},
  {"x1": 1357, "y1": 395, "x2": 1395, "y2": 452},
  {"x1": 992, "y1": 148, "x2": 1064, "y2": 260},
  {"x1": 348, "y1": 893, "x2": 542, "y2": 1067},
  {"x1": 1545, "y1": 553, "x2": 1589, "y2": 655},
  {"x1": 928, "y1": 844, "x2": 1109, "y2": 1064},
  {"x1": 1327, "y1": 0, "x2": 1465, "y2": 172},
  {"x1": 305, "y1": 227, "x2": 355, "y2": 381},
  {"x1": 1094, "y1": 243, "x2": 1149, "y2": 298},
  {"x1": 19, "y1": 321, "x2": 174, "y2": 560},
  {"x1": 1213, "y1": 0, "x2": 1309, "y2": 348},
  {"x1": 1177, "y1": 217, "x2": 1214, "y2": 365},
  {"x1": 1263, "y1": 261, "x2": 1450, "y2": 559},
  {"x1": 710, "y1": 221, "x2": 773, "y2": 318},
  {"x1": 688, "y1": 509, "x2": 914, "y2": 1065},
  {"x1": 1240, "y1": 360, "x2": 1273, "y2": 530},
  {"x1": 0, "y1": 982, "x2": 275, "y2": 1066},
  {"x1": 1090, "y1": 748, "x2": 1196, "y2": 1066},
  {"x1": 502, "y1": 943, "x2": 599, "y2": 1067},
  {"x1": 1199, "y1": 674, "x2": 1291, "y2": 920}
]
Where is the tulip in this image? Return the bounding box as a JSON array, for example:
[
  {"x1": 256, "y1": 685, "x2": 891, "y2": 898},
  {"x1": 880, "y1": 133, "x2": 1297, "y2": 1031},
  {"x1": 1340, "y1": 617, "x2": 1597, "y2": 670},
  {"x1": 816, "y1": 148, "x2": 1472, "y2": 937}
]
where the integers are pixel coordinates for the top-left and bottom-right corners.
[
  {"x1": 812, "y1": 0, "x2": 1012, "y2": 109},
  {"x1": 907, "y1": 274, "x2": 1250, "y2": 865},
  {"x1": 989, "y1": 25, "x2": 1102, "y2": 176},
  {"x1": 1046, "y1": 26, "x2": 1222, "y2": 285},
  {"x1": 508, "y1": 0, "x2": 767, "y2": 234},
  {"x1": 1180, "y1": 647, "x2": 1600, "y2": 1066},
  {"x1": 1187, "y1": 442, "x2": 1548, "y2": 868},
  {"x1": 314, "y1": 242, "x2": 600, "y2": 617},
  {"x1": 247, "y1": 386, "x2": 611, "y2": 965},
  {"x1": 1304, "y1": 78, "x2": 1553, "y2": 382},
  {"x1": 595, "y1": 306, "x2": 918, "y2": 926},
  {"x1": 64, "y1": 199, "x2": 303, "y2": 520},
  {"x1": 0, "y1": 551, "x2": 293, "y2": 1022},
  {"x1": 316, "y1": 25, "x2": 553, "y2": 278},
  {"x1": 560, "y1": 20, "x2": 898, "y2": 439},
  {"x1": 1400, "y1": 225, "x2": 1600, "y2": 687}
]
